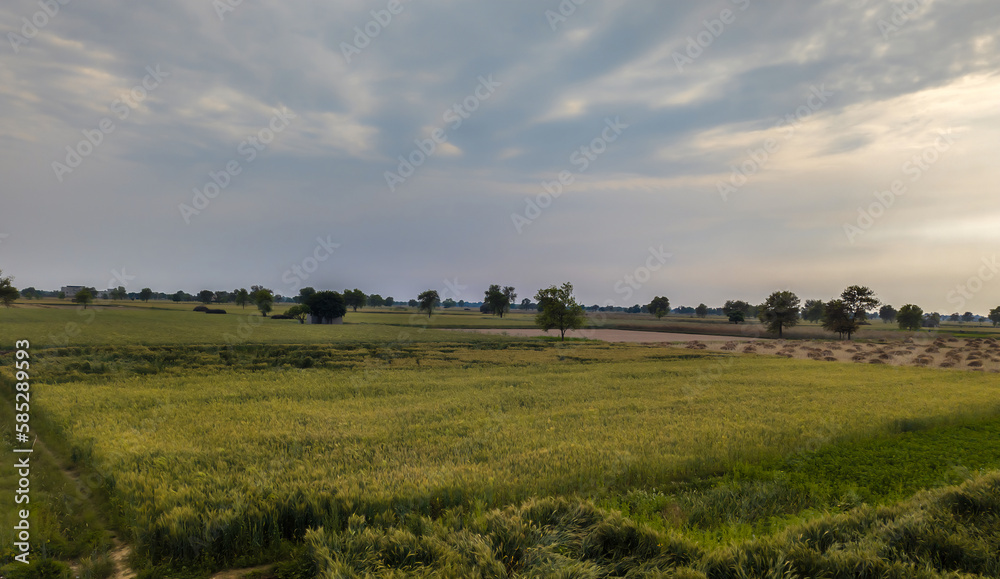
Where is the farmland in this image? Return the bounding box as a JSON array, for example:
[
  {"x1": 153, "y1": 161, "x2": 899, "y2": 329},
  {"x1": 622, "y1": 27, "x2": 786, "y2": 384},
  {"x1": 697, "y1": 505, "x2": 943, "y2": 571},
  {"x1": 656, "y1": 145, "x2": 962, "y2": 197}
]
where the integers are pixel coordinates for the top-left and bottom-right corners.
[{"x1": 2, "y1": 303, "x2": 1000, "y2": 577}]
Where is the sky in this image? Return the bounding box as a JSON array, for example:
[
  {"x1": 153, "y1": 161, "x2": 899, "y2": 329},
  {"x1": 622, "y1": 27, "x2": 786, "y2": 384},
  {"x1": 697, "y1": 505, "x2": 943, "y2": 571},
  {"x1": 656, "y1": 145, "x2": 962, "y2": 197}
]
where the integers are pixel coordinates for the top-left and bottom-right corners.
[{"x1": 2, "y1": 0, "x2": 999, "y2": 313}]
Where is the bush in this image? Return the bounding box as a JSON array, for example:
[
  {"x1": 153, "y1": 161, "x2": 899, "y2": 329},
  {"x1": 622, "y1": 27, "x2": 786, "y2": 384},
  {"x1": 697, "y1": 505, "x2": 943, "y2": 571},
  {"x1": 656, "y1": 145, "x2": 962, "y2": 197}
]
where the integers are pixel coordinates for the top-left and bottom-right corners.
[
  {"x1": 205, "y1": 309, "x2": 227, "y2": 314},
  {"x1": 270, "y1": 314, "x2": 293, "y2": 320},
  {"x1": 193, "y1": 306, "x2": 209, "y2": 312}
]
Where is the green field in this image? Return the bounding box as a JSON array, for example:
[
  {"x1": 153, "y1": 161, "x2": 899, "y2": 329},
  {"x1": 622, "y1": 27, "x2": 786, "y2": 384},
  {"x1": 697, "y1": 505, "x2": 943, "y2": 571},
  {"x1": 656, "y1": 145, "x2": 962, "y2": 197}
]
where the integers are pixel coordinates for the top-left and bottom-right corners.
[{"x1": 2, "y1": 304, "x2": 1000, "y2": 577}]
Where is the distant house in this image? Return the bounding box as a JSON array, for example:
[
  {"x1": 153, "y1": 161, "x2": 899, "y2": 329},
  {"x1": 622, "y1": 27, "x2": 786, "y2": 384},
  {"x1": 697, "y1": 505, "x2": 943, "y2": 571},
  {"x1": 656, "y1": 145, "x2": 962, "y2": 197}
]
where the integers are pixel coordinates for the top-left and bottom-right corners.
[
  {"x1": 60, "y1": 286, "x2": 111, "y2": 299},
  {"x1": 309, "y1": 314, "x2": 343, "y2": 325}
]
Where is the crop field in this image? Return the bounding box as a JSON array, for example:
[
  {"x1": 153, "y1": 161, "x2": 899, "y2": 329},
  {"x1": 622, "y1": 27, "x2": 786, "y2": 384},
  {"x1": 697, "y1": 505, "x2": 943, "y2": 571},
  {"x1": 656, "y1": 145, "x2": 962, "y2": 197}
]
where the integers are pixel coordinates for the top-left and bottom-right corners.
[{"x1": 2, "y1": 304, "x2": 1000, "y2": 577}]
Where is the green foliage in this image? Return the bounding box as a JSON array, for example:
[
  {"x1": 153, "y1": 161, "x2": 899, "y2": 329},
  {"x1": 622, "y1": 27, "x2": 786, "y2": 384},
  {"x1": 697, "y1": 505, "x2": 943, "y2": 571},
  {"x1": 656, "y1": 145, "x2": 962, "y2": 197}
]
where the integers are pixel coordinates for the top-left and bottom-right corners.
[
  {"x1": 0, "y1": 269, "x2": 19, "y2": 307},
  {"x1": 757, "y1": 291, "x2": 800, "y2": 338},
  {"x1": 198, "y1": 289, "x2": 214, "y2": 304},
  {"x1": 727, "y1": 311, "x2": 745, "y2": 324},
  {"x1": 235, "y1": 288, "x2": 250, "y2": 309},
  {"x1": 74, "y1": 288, "x2": 94, "y2": 309},
  {"x1": 139, "y1": 287, "x2": 153, "y2": 302},
  {"x1": 897, "y1": 304, "x2": 924, "y2": 331},
  {"x1": 251, "y1": 287, "x2": 274, "y2": 317},
  {"x1": 418, "y1": 290, "x2": 439, "y2": 318},
  {"x1": 879, "y1": 304, "x2": 898, "y2": 324},
  {"x1": 695, "y1": 303, "x2": 708, "y2": 318},
  {"x1": 534, "y1": 282, "x2": 585, "y2": 340},
  {"x1": 723, "y1": 300, "x2": 752, "y2": 318},
  {"x1": 648, "y1": 296, "x2": 670, "y2": 319},
  {"x1": 285, "y1": 304, "x2": 310, "y2": 324},
  {"x1": 304, "y1": 290, "x2": 345, "y2": 322},
  {"x1": 841, "y1": 285, "x2": 880, "y2": 322},
  {"x1": 990, "y1": 306, "x2": 1000, "y2": 327},
  {"x1": 822, "y1": 299, "x2": 855, "y2": 339},
  {"x1": 344, "y1": 289, "x2": 367, "y2": 312},
  {"x1": 801, "y1": 299, "x2": 824, "y2": 322},
  {"x1": 484, "y1": 284, "x2": 516, "y2": 319}
]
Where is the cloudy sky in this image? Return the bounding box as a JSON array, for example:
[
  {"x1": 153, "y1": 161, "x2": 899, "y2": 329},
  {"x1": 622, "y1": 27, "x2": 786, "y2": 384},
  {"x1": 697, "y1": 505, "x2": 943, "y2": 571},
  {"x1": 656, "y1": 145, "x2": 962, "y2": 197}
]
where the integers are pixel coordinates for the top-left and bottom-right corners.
[{"x1": 2, "y1": 0, "x2": 999, "y2": 313}]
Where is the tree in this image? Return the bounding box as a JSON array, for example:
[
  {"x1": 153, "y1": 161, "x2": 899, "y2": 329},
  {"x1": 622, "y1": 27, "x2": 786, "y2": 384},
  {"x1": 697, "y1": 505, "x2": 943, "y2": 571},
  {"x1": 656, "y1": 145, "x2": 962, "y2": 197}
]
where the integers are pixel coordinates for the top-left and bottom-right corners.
[
  {"x1": 821, "y1": 299, "x2": 856, "y2": 339},
  {"x1": 171, "y1": 291, "x2": 185, "y2": 302},
  {"x1": 408, "y1": 299, "x2": 418, "y2": 307},
  {"x1": 0, "y1": 270, "x2": 19, "y2": 308},
  {"x1": 923, "y1": 312, "x2": 941, "y2": 328},
  {"x1": 962, "y1": 311, "x2": 975, "y2": 323},
  {"x1": 343, "y1": 289, "x2": 366, "y2": 312},
  {"x1": 418, "y1": 290, "x2": 439, "y2": 318},
  {"x1": 758, "y1": 291, "x2": 800, "y2": 338},
  {"x1": 801, "y1": 300, "x2": 824, "y2": 322},
  {"x1": 385, "y1": 297, "x2": 394, "y2": 307},
  {"x1": 840, "y1": 286, "x2": 879, "y2": 327},
  {"x1": 503, "y1": 286, "x2": 517, "y2": 314},
  {"x1": 214, "y1": 291, "x2": 232, "y2": 304},
  {"x1": 74, "y1": 288, "x2": 94, "y2": 309},
  {"x1": 695, "y1": 303, "x2": 708, "y2": 318},
  {"x1": 534, "y1": 283, "x2": 586, "y2": 341},
  {"x1": 251, "y1": 287, "x2": 274, "y2": 317},
  {"x1": 648, "y1": 296, "x2": 670, "y2": 319},
  {"x1": 878, "y1": 305, "x2": 897, "y2": 324},
  {"x1": 306, "y1": 291, "x2": 347, "y2": 323},
  {"x1": 367, "y1": 294, "x2": 385, "y2": 307},
  {"x1": 286, "y1": 304, "x2": 311, "y2": 324},
  {"x1": 723, "y1": 300, "x2": 752, "y2": 318},
  {"x1": 442, "y1": 298, "x2": 456, "y2": 308},
  {"x1": 727, "y1": 311, "x2": 745, "y2": 324},
  {"x1": 949, "y1": 312, "x2": 961, "y2": 323},
  {"x1": 198, "y1": 289, "x2": 214, "y2": 304},
  {"x1": 235, "y1": 288, "x2": 250, "y2": 309},
  {"x1": 484, "y1": 284, "x2": 514, "y2": 318},
  {"x1": 897, "y1": 304, "x2": 924, "y2": 331},
  {"x1": 298, "y1": 287, "x2": 316, "y2": 304},
  {"x1": 139, "y1": 287, "x2": 153, "y2": 302},
  {"x1": 521, "y1": 298, "x2": 532, "y2": 310},
  {"x1": 988, "y1": 307, "x2": 1000, "y2": 327}
]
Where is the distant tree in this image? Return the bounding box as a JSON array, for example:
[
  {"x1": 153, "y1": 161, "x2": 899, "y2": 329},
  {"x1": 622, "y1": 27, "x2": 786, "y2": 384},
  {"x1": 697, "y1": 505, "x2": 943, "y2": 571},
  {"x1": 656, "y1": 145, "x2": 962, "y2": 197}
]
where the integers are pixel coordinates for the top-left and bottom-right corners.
[
  {"x1": 484, "y1": 284, "x2": 514, "y2": 318},
  {"x1": 949, "y1": 312, "x2": 961, "y2": 323},
  {"x1": 286, "y1": 304, "x2": 310, "y2": 324},
  {"x1": 758, "y1": 291, "x2": 800, "y2": 338},
  {"x1": 198, "y1": 289, "x2": 214, "y2": 304},
  {"x1": 251, "y1": 287, "x2": 274, "y2": 317},
  {"x1": 648, "y1": 296, "x2": 670, "y2": 319},
  {"x1": 521, "y1": 298, "x2": 532, "y2": 310},
  {"x1": 801, "y1": 300, "x2": 824, "y2": 322},
  {"x1": 457, "y1": 299, "x2": 465, "y2": 308},
  {"x1": 821, "y1": 299, "x2": 856, "y2": 339},
  {"x1": 139, "y1": 287, "x2": 153, "y2": 302},
  {"x1": 418, "y1": 290, "x2": 439, "y2": 318},
  {"x1": 344, "y1": 289, "x2": 366, "y2": 312},
  {"x1": 368, "y1": 294, "x2": 385, "y2": 307},
  {"x1": 962, "y1": 311, "x2": 975, "y2": 323},
  {"x1": 727, "y1": 311, "x2": 745, "y2": 324},
  {"x1": 723, "y1": 300, "x2": 752, "y2": 318},
  {"x1": 897, "y1": 304, "x2": 924, "y2": 331},
  {"x1": 479, "y1": 303, "x2": 493, "y2": 314},
  {"x1": 0, "y1": 270, "x2": 19, "y2": 308},
  {"x1": 171, "y1": 291, "x2": 185, "y2": 302},
  {"x1": 922, "y1": 312, "x2": 941, "y2": 328},
  {"x1": 74, "y1": 288, "x2": 93, "y2": 309},
  {"x1": 879, "y1": 305, "x2": 897, "y2": 324},
  {"x1": 988, "y1": 307, "x2": 1000, "y2": 327},
  {"x1": 534, "y1": 282, "x2": 586, "y2": 341},
  {"x1": 385, "y1": 297, "x2": 394, "y2": 307},
  {"x1": 234, "y1": 288, "x2": 250, "y2": 309},
  {"x1": 443, "y1": 298, "x2": 457, "y2": 308},
  {"x1": 695, "y1": 303, "x2": 708, "y2": 318},
  {"x1": 503, "y1": 286, "x2": 517, "y2": 314},
  {"x1": 214, "y1": 291, "x2": 232, "y2": 304},
  {"x1": 408, "y1": 299, "x2": 418, "y2": 308},
  {"x1": 841, "y1": 285, "x2": 879, "y2": 327},
  {"x1": 305, "y1": 291, "x2": 347, "y2": 323},
  {"x1": 58, "y1": 291, "x2": 66, "y2": 299},
  {"x1": 20, "y1": 287, "x2": 38, "y2": 300}
]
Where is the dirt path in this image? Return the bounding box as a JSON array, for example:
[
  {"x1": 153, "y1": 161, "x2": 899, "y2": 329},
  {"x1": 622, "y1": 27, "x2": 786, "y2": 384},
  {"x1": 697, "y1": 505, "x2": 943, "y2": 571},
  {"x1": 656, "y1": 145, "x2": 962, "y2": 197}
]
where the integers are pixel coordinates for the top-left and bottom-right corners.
[{"x1": 452, "y1": 328, "x2": 755, "y2": 342}]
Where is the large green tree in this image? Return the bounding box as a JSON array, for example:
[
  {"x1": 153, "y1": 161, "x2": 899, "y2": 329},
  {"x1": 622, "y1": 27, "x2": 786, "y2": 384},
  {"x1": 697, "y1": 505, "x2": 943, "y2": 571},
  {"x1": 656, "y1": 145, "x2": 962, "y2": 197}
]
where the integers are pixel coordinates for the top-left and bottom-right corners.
[
  {"x1": 139, "y1": 287, "x2": 153, "y2": 302},
  {"x1": 695, "y1": 303, "x2": 708, "y2": 318},
  {"x1": 0, "y1": 270, "x2": 19, "y2": 308},
  {"x1": 198, "y1": 289, "x2": 214, "y2": 304},
  {"x1": 344, "y1": 289, "x2": 367, "y2": 312},
  {"x1": 989, "y1": 306, "x2": 1000, "y2": 327},
  {"x1": 484, "y1": 284, "x2": 516, "y2": 318},
  {"x1": 418, "y1": 290, "x2": 439, "y2": 318},
  {"x1": 534, "y1": 283, "x2": 586, "y2": 341},
  {"x1": 648, "y1": 296, "x2": 670, "y2": 319},
  {"x1": 306, "y1": 290, "x2": 347, "y2": 323},
  {"x1": 286, "y1": 304, "x2": 311, "y2": 324},
  {"x1": 234, "y1": 288, "x2": 250, "y2": 309},
  {"x1": 758, "y1": 291, "x2": 800, "y2": 338},
  {"x1": 74, "y1": 288, "x2": 93, "y2": 309},
  {"x1": 879, "y1": 305, "x2": 897, "y2": 324},
  {"x1": 821, "y1": 299, "x2": 855, "y2": 339},
  {"x1": 250, "y1": 287, "x2": 274, "y2": 317},
  {"x1": 841, "y1": 286, "x2": 879, "y2": 324},
  {"x1": 897, "y1": 304, "x2": 924, "y2": 331}
]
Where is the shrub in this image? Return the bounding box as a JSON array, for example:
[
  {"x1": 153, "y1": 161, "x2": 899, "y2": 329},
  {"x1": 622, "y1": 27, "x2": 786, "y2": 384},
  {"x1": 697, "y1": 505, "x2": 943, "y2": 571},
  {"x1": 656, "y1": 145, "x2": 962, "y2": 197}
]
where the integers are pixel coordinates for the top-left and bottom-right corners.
[
  {"x1": 193, "y1": 306, "x2": 209, "y2": 312},
  {"x1": 205, "y1": 309, "x2": 227, "y2": 314}
]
